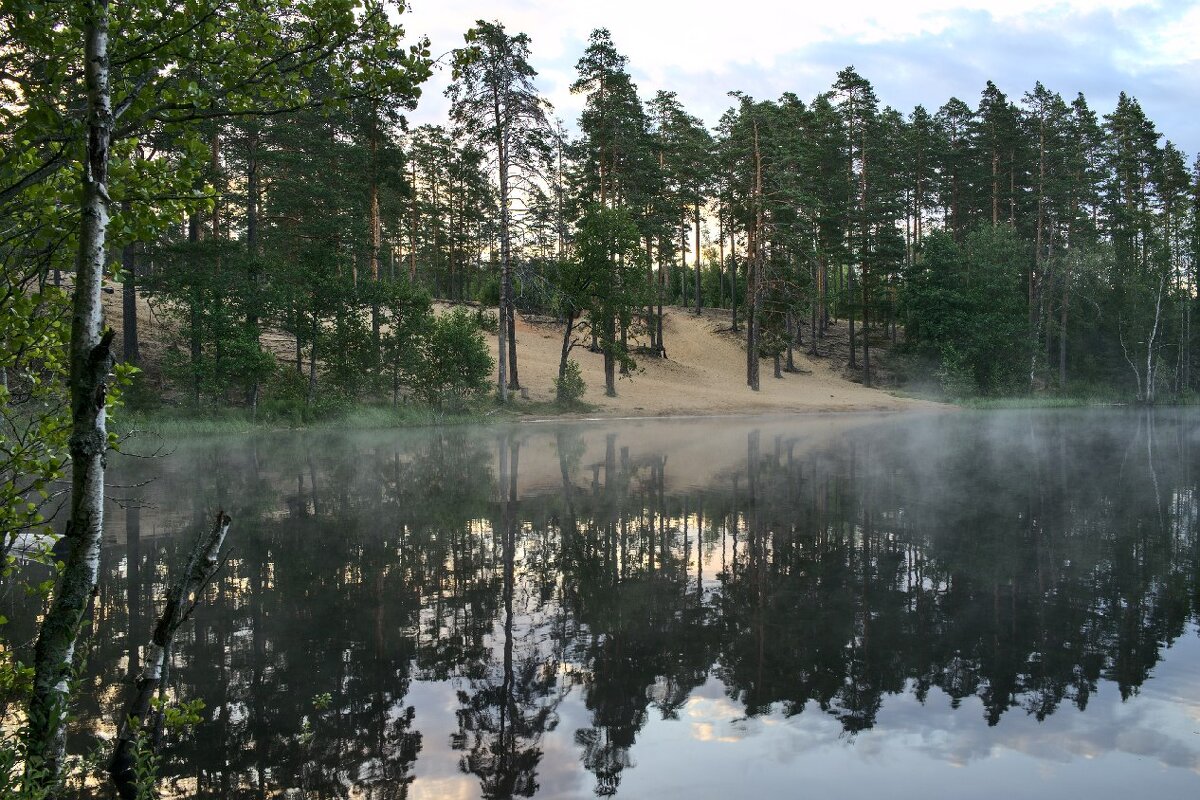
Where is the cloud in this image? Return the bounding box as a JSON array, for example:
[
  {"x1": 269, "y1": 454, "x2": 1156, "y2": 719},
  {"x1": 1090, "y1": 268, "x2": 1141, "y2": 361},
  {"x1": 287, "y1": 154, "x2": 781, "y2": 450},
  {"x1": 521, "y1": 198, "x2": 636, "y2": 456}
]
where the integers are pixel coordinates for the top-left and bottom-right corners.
[{"x1": 399, "y1": 0, "x2": 1199, "y2": 154}]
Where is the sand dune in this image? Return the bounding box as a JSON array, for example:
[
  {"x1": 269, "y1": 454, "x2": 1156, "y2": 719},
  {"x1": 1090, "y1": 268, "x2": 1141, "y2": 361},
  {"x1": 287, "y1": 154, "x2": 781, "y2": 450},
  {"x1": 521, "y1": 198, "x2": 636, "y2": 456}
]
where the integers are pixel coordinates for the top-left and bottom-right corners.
[
  {"x1": 488, "y1": 306, "x2": 938, "y2": 416},
  {"x1": 107, "y1": 285, "x2": 936, "y2": 416}
]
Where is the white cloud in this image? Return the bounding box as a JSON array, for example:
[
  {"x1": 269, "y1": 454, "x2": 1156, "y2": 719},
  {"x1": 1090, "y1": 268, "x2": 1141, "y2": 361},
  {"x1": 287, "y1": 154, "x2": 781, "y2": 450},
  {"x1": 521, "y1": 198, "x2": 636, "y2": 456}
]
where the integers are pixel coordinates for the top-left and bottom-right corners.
[{"x1": 397, "y1": 0, "x2": 1199, "y2": 153}]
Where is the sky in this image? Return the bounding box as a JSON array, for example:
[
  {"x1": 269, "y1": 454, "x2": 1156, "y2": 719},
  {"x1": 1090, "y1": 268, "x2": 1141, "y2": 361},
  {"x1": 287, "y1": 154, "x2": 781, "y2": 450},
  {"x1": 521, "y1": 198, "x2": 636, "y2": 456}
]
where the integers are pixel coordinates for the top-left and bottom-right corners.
[{"x1": 397, "y1": 0, "x2": 1200, "y2": 156}]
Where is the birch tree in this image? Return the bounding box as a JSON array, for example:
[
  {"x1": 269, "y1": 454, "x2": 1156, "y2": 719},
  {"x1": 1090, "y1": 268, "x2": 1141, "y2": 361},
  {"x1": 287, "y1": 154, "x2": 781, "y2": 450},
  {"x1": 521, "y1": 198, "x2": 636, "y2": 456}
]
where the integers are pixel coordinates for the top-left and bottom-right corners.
[
  {"x1": 25, "y1": 1, "x2": 120, "y2": 779},
  {"x1": 7, "y1": 0, "x2": 430, "y2": 785}
]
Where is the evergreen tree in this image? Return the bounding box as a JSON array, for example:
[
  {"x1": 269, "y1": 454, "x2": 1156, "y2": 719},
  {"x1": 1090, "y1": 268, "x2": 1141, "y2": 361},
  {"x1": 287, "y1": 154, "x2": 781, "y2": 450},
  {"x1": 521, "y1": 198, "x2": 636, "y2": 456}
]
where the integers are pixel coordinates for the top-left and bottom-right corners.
[
  {"x1": 576, "y1": 205, "x2": 648, "y2": 396},
  {"x1": 571, "y1": 29, "x2": 659, "y2": 370},
  {"x1": 449, "y1": 19, "x2": 551, "y2": 399},
  {"x1": 935, "y1": 98, "x2": 975, "y2": 241}
]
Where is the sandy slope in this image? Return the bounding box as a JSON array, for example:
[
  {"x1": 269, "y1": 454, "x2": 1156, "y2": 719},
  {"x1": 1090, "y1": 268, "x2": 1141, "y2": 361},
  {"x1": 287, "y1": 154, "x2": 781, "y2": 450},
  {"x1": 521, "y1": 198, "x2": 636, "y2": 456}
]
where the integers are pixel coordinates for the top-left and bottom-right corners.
[
  {"x1": 106, "y1": 285, "x2": 936, "y2": 415},
  {"x1": 487, "y1": 306, "x2": 936, "y2": 416}
]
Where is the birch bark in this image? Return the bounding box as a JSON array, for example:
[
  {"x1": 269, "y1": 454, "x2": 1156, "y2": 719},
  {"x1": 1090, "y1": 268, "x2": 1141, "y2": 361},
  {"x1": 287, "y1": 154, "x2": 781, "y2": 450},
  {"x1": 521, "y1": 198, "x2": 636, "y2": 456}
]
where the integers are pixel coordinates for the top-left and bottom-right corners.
[{"x1": 28, "y1": 0, "x2": 115, "y2": 781}]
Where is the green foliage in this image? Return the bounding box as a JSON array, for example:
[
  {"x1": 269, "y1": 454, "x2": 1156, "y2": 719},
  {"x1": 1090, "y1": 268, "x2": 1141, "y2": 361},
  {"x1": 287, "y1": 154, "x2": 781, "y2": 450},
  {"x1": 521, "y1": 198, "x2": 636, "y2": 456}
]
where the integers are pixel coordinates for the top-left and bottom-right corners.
[
  {"x1": 0, "y1": 285, "x2": 69, "y2": 566},
  {"x1": 155, "y1": 696, "x2": 206, "y2": 732},
  {"x1": 476, "y1": 275, "x2": 501, "y2": 307},
  {"x1": 322, "y1": 315, "x2": 377, "y2": 401},
  {"x1": 258, "y1": 365, "x2": 310, "y2": 425},
  {"x1": 110, "y1": 698, "x2": 206, "y2": 800},
  {"x1": 119, "y1": 730, "x2": 162, "y2": 800},
  {"x1": 575, "y1": 204, "x2": 648, "y2": 394},
  {"x1": 555, "y1": 359, "x2": 587, "y2": 404},
  {"x1": 150, "y1": 242, "x2": 277, "y2": 406},
  {"x1": 298, "y1": 692, "x2": 334, "y2": 746},
  {"x1": 472, "y1": 307, "x2": 499, "y2": 334},
  {"x1": 1, "y1": 0, "x2": 436, "y2": 789},
  {"x1": 902, "y1": 226, "x2": 1029, "y2": 395},
  {"x1": 0, "y1": 627, "x2": 97, "y2": 798},
  {"x1": 379, "y1": 281, "x2": 435, "y2": 406},
  {"x1": 408, "y1": 309, "x2": 494, "y2": 410}
]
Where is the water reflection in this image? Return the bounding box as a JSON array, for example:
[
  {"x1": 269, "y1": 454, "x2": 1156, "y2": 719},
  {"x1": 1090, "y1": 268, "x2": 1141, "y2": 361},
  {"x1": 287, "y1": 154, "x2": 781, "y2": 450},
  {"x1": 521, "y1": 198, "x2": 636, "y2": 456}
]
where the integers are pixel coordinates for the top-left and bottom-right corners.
[{"x1": 11, "y1": 410, "x2": 1200, "y2": 798}]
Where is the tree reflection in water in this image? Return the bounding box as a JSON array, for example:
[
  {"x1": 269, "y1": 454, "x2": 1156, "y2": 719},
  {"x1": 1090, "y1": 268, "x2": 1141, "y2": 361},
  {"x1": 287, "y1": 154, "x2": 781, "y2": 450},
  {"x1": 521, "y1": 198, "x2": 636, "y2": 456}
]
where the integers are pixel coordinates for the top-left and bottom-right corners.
[{"x1": 7, "y1": 410, "x2": 1195, "y2": 798}]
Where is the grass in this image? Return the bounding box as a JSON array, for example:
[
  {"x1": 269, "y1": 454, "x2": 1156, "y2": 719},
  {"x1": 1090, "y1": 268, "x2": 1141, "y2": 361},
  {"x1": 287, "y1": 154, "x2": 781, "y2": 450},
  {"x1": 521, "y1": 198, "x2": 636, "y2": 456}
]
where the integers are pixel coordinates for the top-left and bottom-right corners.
[
  {"x1": 954, "y1": 396, "x2": 1128, "y2": 410},
  {"x1": 113, "y1": 395, "x2": 599, "y2": 438},
  {"x1": 113, "y1": 404, "x2": 484, "y2": 437},
  {"x1": 887, "y1": 385, "x2": 1137, "y2": 409}
]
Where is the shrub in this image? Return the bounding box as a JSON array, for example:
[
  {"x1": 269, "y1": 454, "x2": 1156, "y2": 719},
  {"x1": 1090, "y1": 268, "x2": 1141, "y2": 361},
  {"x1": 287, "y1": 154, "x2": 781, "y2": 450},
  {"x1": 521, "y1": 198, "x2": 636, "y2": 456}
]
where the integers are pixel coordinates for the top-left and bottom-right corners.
[
  {"x1": 555, "y1": 359, "x2": 586, "y2": 404},
  {"x1": 476, "y1": 275, "x2": 500, "y2": 307},
  {"x1": 472, "y1": 307, "x2": 499, "y2": 333},
  {"x1": 409, "y1": 309, "x2": 494, "y2": 410},
  {"x1": 258, "y1": 365, "x2": 308, "y2": 424}
]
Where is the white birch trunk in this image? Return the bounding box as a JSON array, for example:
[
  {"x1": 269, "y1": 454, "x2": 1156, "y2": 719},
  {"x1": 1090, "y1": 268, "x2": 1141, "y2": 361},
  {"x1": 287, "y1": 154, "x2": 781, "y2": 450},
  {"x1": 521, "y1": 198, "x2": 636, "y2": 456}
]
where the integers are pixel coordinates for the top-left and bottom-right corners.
[
  {"x1": 27, "y1": 0, "x2": 115, "y2": 782},
  {"x1": 1145, "y1": 274, "x2": 1165, "y2": 404}
]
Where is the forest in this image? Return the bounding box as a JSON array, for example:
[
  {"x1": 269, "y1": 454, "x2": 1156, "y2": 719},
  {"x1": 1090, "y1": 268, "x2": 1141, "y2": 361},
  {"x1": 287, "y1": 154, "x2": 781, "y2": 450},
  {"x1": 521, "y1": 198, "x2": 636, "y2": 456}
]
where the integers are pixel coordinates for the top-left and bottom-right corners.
[
  {"x1": 6, "y1": 3, "x2": 1200, "y2": 423},
  {"x1": 2, "y1": 0, "x2": 1200, "y2": 796}
]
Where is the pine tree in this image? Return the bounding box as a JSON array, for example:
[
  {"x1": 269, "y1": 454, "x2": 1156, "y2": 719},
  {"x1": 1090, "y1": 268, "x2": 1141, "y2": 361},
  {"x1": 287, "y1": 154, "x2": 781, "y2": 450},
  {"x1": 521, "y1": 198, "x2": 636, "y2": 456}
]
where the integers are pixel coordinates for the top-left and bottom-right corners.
[
  {"x1": 571, "y1": 28, "x2": 658, "y2": 370},
  {"x1": 449, "y1": 19, "x2": 551, "y2": 399},
  {"x1": 832, "y1": 67, "x2": 880, "y2": 382},
  {"x1": 935, "y1": 98, "x2": 974, "y2": 241}
]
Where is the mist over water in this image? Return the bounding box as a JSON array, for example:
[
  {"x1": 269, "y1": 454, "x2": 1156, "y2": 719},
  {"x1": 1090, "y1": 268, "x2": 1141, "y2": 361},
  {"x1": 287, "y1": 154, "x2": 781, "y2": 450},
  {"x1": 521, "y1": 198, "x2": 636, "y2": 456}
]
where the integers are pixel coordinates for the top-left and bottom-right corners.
[{"x1": 13, "y1": 409, "x2": 1200, "y2": 798}]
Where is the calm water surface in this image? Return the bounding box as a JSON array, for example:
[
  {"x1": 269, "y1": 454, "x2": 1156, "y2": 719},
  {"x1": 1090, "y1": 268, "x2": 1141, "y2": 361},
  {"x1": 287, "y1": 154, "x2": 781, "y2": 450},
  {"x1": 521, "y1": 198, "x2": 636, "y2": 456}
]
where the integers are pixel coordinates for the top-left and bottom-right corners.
[{"x1": 37, "y1": 411, "x2": 1200, "y2": 797}]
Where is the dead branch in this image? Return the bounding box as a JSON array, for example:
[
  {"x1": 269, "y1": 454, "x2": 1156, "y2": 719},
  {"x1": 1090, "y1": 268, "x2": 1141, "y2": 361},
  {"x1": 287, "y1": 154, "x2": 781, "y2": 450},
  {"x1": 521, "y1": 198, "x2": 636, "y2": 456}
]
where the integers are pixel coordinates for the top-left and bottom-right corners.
[{"x1": 108, "y1": 510, "x2": 232, "y2": 799}]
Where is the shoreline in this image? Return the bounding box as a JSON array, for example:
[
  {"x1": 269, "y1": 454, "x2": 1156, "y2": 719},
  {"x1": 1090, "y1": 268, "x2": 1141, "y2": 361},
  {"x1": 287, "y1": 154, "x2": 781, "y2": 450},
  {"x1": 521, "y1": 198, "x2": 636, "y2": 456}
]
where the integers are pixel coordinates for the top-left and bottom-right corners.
[
  {"x1": 114, "y1": 400, "x2": 951, "y2": 439},
  {"x1": 114, "y1": 394, "x2": 1186, "y2": 442},
  {"x1": 118, "y1": 398, "x2": 1180, "y2": 441}
]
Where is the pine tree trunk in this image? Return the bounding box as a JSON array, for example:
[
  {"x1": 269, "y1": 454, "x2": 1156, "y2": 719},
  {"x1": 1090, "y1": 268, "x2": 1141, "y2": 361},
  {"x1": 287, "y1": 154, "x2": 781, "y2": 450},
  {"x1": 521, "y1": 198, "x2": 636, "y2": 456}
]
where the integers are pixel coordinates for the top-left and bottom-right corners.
[
  {"x1": 1059, "y1": 265, "x2": 1069, "y2": 388},
  {"x1": 747, "y1": 121, "x2": 762, "y2": 392},
  {"x1": 809, "y1": 275, "x2": 819, "y2": 356},
  {"x1": 507, "y1": 304, "x2": 519, "y2": 389},
  {"x1": 294, "y1": 310, "x2": 303, "y2": 375},
  {"x1": 307, "y1": 313, "x2": 318, "y2": 407},
  {"x1": 821, "y1": 257, "x2": 830, "y2": 334},
  {"x1": 210, "y1": 127, "x2": 222, "y2": 238},
  {"x1": 861, "y1": 287, "x2": 870, "y2": 385},
  {"x1": 657, "y1": 235, "x2": 667, "y2": 357},
  {"x1": 991, "y1": 149, "x2": 999, "y2": 226},
  {"x1": 848, "y1": 312, "x2": 857, "y2": 369},
  {"x1": 121, "y1": 241, "x2": 138, "y2": 366},
  {"x1": 604, "y1": 315, "x2": 616, "y2": 396},
  {"x1": 408, "y1": 161, "x2": 418, "y2": 283},
  {"x1": 680, "y1": 227, "x2": 687, "y2": 306},
  {"x1": 496, "y1": 129, "x2": 511, "y2": 401},
  {"x1": 729, "y1": 227, "x2": 738, "y2": 333},
  {"x1": 369, "y1": 117, "x2": 382, "y2": 350},
  {"x1": 862, "y1": 133, "x2": 873, "y2": 385},
  {"x1": 645, "y1": 237, "x2": 657, "y2": 353},
  {"x1": 188, "y1": 213, "x2": 201, "y2": 405},
  {"x1": 786, "y1": 311, "x2": 796, "y2": 371},
  {"x1": 245, "y1": 129, "x2": 261, "y2": 413},
  {"x1": 1145, "y1": 275, "x2": 1165, "y2": 404},
  {"x1": 717, "y1": 211, "x2": 725, "y2": 308},
  {"x1": 1183, "y1": 271, "x2": 1191, "y2": 391},
  {"x1": 27, "y1": 1, "x2": 114, "y2": 780},
  {"x1": 694, "y1": 200, "x2": 702, "y2": 314}
]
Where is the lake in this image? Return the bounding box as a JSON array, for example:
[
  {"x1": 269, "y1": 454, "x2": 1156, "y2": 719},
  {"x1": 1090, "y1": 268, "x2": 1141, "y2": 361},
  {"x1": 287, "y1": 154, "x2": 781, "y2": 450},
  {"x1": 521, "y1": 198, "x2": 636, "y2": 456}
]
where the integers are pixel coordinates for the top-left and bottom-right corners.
[{"x1": 35, "y1": 410, "x2": 1200, "y2": 797}]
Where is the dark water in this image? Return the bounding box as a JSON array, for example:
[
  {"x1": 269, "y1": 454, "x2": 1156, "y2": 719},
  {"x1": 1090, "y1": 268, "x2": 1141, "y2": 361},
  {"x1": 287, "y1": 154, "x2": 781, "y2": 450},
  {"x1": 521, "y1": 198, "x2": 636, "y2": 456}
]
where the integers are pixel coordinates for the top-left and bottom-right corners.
[{"x1": 26, "y1": 410, "x2": 1200, "y2": 797}]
